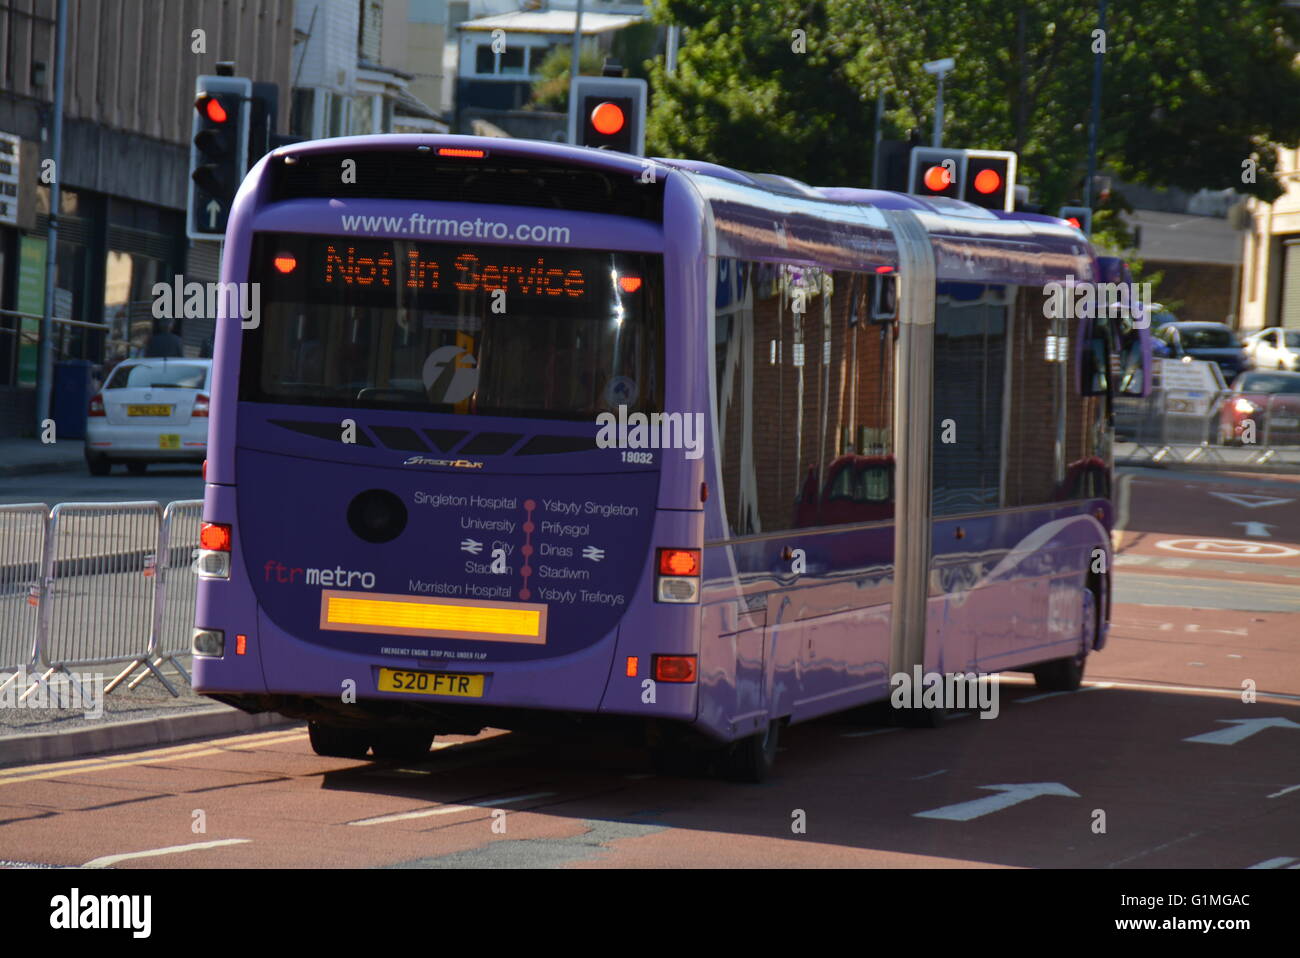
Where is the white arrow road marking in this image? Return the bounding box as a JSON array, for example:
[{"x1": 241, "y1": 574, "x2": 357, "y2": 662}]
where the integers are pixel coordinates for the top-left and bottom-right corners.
[
  {"x1": 1209, "y1": 492, "x2": 1294, "y2": 509},
  {"x1": 914, "y1": 782, "x2": 1080, "y2": 822},
  {"x1": 83, "y1": 838, "x2": 250, "y2": 869},
  {"x1": 1183, "y1": 717, "x2": 1300, "y2": 746},
  {"x1": 1232, "y1": 521, "x2": 1275, "y2": 538},
  {"x1": 1248, "y1": 857, "x2": 1300, "y2": 869},
  {"x1": 347, "y1": 791, "x2": 556, "y2": 826}
]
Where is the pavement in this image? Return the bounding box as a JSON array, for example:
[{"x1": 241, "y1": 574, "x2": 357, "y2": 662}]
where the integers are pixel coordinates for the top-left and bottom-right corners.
[{"x1": 0, "y1": 658, "x2": 293, "y2": 767}]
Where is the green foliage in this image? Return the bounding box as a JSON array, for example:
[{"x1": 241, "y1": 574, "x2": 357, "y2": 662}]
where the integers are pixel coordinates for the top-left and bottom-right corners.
[
  {"x1": 646, "y1": 0, "x2": 1300, "y2": 206},
  {"x1": 527, "y1": 46, "x2": 608, "y2": 113}
]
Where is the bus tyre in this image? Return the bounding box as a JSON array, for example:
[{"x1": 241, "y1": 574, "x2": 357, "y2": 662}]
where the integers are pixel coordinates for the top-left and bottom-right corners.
[
  {"x1": 307, "y1": 721, "x2": 370, "y2": 759},
  {"x1": 721, "y1": 719, "x2": 780, "y2": 784},
  {"x1": 1032, "y1": 653, "x2": 1086, "y2": 692},
  {"x1": 369, "y1": 728, "x2": 435, "y2": 761}
]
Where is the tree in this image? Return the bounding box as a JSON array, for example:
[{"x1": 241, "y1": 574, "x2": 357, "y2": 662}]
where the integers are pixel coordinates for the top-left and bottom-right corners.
[
  {"x1": 648, "y1": 0, "x2": 1300, "y2": 206},
  {"x1": 647, "y1": 1, "x2": 875, "y2": 186},
  {"x1": 527, "y1": 46, "x2": 608, "y2": 113}
]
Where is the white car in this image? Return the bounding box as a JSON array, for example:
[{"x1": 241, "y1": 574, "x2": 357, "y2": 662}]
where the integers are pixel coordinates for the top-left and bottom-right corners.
[
  {"x1": 1244, "y1": 327, "x2": 1300, "y2": 371},
  {"x1": 84, "y1": 358, "x2": 213, "y2": 475}
]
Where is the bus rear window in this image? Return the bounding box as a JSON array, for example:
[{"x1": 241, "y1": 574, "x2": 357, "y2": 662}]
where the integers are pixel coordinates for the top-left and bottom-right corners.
[{"x1": 241, "y1": 233, "x2": 663, "y2": 420}]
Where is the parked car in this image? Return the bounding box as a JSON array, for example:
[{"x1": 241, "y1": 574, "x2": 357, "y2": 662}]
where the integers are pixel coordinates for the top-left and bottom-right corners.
[
  {"x1": 1243, "y1": 327, "x2": 1300, "y2": 371},
  {"x1": 1156, "y1": 322, "x2": 1252, "y2": 381},
  {"x1": 84, "y1": 358, "x2": 213, "y2": 475},
  {"x1": 1218, "y1": 370, "x2": 1300, "y2": 446}
]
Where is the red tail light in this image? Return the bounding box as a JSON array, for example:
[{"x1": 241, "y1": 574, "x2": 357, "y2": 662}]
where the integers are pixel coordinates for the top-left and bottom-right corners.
[
  {"x1": 658, "y1": 548, "x2": 700, "y2": 577},
  {"x1": 653, "y1": 655, "x2": 697, "y2": 683},
  {"x1": 200, "y1": 522, "x2": 232, "y2": 552},
  {"x1": 88, "y1": 394, "x2": 105, "y2": 417},
  {"x1": 192, "y1": 393, "x2": 211, "y2": 418}
]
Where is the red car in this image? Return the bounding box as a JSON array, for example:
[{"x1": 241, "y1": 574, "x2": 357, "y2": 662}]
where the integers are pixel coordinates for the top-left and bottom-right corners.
[
  {"x1": 1219, "y1": 370, "x2": 1300, "y2": 446},
  {"x1": 794, "y1": 455, "x2": 895, "y2": 527}
]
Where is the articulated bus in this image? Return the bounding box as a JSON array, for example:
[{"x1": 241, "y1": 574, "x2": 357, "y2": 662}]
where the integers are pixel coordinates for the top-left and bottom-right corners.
[{"x1": 192, "y1": 135, "x2": 1148, "y2": 782}]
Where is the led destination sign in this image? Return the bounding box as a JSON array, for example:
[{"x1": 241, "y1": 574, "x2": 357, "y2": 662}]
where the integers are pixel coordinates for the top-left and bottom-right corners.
[{"x1": 319, "y1": 243, "x2": 588, "y2": 298}]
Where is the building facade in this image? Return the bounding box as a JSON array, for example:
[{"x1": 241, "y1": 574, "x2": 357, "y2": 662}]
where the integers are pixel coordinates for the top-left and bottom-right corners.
[
  {"x1": 1238, "y1": 146, "x2": 1300, "y2": 334},
  {"x1": 0, "y1": 0, "x2": 293, "y2": 437}
]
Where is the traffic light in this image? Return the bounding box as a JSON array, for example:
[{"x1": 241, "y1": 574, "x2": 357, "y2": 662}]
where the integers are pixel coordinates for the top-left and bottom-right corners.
[
  {"x1": 908, "y1": 147, "x2": 965, "y2": 200},
  {"x1": 188, "y1": 75, "x2": 251, "y2": 239},
  {"x1": 570, "y1": 76, "x2": 647, "y2": 155},
  {"x1": 962, "y1": 150, "x2": 1015, "y2": 211},
  {"x1": 1059, "y1": 205, "x2": 1093, "y2": 236}
]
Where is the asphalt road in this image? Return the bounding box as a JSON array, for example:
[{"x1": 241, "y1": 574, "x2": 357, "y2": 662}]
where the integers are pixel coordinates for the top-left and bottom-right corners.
[
  {"x1": 0, "y1": 466, "x2": 204, "y2": 507},
  {"x1": 0, "y1": 464, "x2": 1295, "y2": 869}
]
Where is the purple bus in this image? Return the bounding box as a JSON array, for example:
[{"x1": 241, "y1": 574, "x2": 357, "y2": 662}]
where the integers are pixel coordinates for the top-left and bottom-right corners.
[{"x1": 191, "y1": 136, "x2": 1145, "y2": 781}]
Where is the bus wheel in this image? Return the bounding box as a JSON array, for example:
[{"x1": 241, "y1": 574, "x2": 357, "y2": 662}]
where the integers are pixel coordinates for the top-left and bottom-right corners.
[
  {"x1": 307, "y1": 721, "x2": 370, "y2": 759},
  {"x1": 721, "y1": 719, "x2": 780, "y2": 783},
  {"x1": 1032, "y1": 652, "x2": 1086, "y2": 692},
  {"x1": 370, "y1": 728, "x2": 435, "y2": 761}
]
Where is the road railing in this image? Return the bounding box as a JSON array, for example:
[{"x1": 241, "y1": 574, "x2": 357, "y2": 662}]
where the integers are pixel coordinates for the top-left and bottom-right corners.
[
  {"x1": 0, "y1": 504, "x2": 48, "y2": 696},
  {"x1": 1116, "y1": 387, "x2": 1300, "y2": 467},
  {"x1": 0, "y1": 499, "x2": 204, "y2": 702}
]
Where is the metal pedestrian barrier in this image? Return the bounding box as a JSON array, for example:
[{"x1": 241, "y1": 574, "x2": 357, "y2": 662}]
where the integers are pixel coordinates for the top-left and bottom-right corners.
[
  {"x1": 1117, "y1": 386, "x2": 1300, "y2": 466},
  {"x1": 108, "y1": 499, "x2": 204, "y2": 693},
  {"x1": 1, "y1": 499, "x2": 208, "y2": 701},
  {"x1": 0, "y1": 504, "x2": 48, "y2": 696},
  {"x1": 1117, "y1": 388, "x2": 1230, "y2": 464}
]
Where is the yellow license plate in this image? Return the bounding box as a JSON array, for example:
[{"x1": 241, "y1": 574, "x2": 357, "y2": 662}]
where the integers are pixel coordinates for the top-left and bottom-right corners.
[
  {"x1": 377, "y1": 668, "x2": 485, "y2": 698},
  {"x1": 158, "y1": 434, "x2": 180, "y2": 449},
  {"x1": 128, "y1": 404, "x2": 172, "y2": 417}
]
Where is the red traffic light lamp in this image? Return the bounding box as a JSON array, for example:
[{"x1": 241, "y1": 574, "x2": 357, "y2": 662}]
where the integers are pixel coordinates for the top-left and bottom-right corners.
[{"x1": 590, "y1": 102, "x2": 626, "y2": 136}]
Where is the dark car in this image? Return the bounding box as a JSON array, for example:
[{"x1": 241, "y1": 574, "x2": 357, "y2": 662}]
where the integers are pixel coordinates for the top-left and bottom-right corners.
[
  {"x1": 1219, "y1": 370, "x2": 1300, "y2": 446},
  {"x1": 1157, "y1": 322, "x2": 1251, "y2": 381}
]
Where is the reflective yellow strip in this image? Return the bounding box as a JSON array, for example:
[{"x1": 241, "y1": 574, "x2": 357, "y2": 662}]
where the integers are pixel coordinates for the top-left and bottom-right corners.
[{"x1": 326, "y1": 596, "x2": 540, "y2": 637}]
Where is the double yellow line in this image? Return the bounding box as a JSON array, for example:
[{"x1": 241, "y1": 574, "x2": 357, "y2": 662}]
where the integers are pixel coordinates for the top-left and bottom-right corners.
[{"x1": 0, "y1": 726, "x2": 308, "y2": 786}]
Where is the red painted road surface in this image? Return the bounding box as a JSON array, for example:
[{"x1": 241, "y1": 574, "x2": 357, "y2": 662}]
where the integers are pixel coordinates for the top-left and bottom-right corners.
[{"x1": 0, "y1": 467, "x2": 1296, "y2": 869}]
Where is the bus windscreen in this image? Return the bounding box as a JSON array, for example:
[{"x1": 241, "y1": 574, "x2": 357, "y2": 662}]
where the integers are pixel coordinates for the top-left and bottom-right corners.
[{"x1": 241, "y1": 233, "x2": 663, "y2": 420}]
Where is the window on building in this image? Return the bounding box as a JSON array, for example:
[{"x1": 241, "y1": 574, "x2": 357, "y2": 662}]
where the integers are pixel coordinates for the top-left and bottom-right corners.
[
  {"x1": 351, "y1": 94, "x2": 375, "y2": 135},
  {"x1": 475, "y1": 44, "x2": 495, "y2": 74},
  {"x1": 290, "y1": 88, "x2": 316, "y2": 140},
  {"x1": 499, "y1": 47, "x2": 525, "y2": 75}
]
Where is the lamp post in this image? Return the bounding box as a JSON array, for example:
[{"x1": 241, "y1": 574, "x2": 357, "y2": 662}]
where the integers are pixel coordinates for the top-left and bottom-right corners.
[{"x1": 922, "y1": 58, "x2": 955, "y2": 148}]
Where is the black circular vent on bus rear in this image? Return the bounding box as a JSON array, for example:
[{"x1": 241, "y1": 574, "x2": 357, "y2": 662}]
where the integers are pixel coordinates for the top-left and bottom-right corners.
[{"x1": 347, "y1": 489, "x2": 408, "y2": 544}]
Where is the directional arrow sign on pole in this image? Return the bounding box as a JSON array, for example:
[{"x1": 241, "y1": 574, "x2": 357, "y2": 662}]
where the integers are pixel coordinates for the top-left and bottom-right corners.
[
  {"x1": 1232, "y1": 521, "x2": 1274, "y2": 538},
  {"x1": 1183, "y1": 717, "x2": 1300, "y2": 746},
  {"x1": 206, "y1": 199, "x2": 221, "y2": 230},
  {"x1": 914, "y1": 782, "x2": 1080, "y2": 821},
  {"x1": 1209, "y1": 492, "x2": 1294, "y2": 509}
]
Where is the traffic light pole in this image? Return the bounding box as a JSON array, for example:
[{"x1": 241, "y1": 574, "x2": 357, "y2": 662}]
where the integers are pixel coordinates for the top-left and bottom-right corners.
[
  {"x1": 1084, "y1": 0, "x2": 1107, "y2": 210},
  {"x1": 34, "y1": 0, "x2": 67, "y2": 435},
  {"x1": 567, "y1": 0, "x2": 585, "y2": 145}
]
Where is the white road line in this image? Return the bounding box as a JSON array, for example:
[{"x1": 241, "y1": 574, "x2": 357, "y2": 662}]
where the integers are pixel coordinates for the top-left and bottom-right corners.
[
  {"x1": 1267, "y1": 784, "x2": 1300, "y2": 799},
  {"x1": 83, "y1": 839, "x2": 251, "y2": 869},
  {"x1": 842, "y1": 727, "x2": 903, "y2": 739},
  {"x1": 910, "y1": 769, "x2": 948, "y2": 780},
  {"x1": 1248, "y1": 857, "x2": 1298, "y2": 869},
  {"x1": 1016, "y1": 683, "x2": 1113, "y2": 704},
  {"x1": 1090, "y1": 678, "x2": 1300, "y2": 702},
  {"x1": 347, "y1": 791, "x2": 556, "y2": 827}
]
